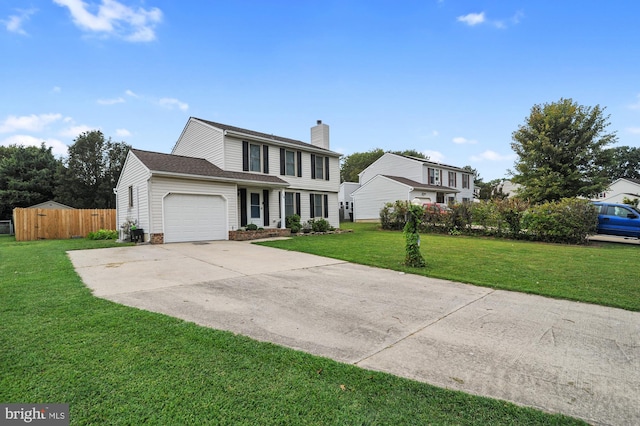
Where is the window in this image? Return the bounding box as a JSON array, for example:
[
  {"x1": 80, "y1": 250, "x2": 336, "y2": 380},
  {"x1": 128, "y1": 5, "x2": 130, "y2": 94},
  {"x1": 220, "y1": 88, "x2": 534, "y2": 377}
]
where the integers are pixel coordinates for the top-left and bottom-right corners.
[
  {"x1": 311, "y1": 154, "x2": 330, "y2": 180},
  {"x1": 310, "y1": 193, "x2": 329, "y2": 218},
  {"x1": 280, "y1": 149, "x2": 302, "y2": 177},
  {"x1": 428, "y1": 168, "x2": 440, "y2": 185},
  {"x1": 249, "y1": 144, "x2": 261, "y2": 172},
  {"x1": 285, "y1": 192, "x2": 294, "y2": 217},
  {"x1": 285, "y1": 151, "x2": 295, "y2": 175},
  {"x1": 128, "y1": 185, "x2": 133, "y2": 207},
  {"x1": 462, "y1": 174, "x2": 470, "y2": 189},
  {"x1": 448, "y1": 171, "x2": 457, "y2": 187}
]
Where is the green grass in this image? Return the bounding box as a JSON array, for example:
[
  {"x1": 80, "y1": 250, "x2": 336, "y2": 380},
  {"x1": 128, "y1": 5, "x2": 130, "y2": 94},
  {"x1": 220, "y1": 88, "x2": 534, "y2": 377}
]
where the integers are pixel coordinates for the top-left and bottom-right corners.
[
  {"x1": 258, "y1": 222, "x2": 640, "y2": 311},
  {"x1": 0, "y1": 235, "x2": 585, "y2": 424}
]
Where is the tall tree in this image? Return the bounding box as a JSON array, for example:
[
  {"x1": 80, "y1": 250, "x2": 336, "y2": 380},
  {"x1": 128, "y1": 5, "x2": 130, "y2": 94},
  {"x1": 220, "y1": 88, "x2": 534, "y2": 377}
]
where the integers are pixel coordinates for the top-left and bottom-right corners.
[
  {"x1": 340, "y1": 148, "x2": 428, "y2": 183},
  {"x1": 0, "y1": 144, "x2": 60, "y2": 219},
  {"x1": 510, "y1": 98, "x2": 616, "y2": 203},
  {"x1": 56, "y1": 131, "x2": 130, "y2": 208},
  {"x1": 603, "y1": 146, "x2": 640, "y2": 180}
]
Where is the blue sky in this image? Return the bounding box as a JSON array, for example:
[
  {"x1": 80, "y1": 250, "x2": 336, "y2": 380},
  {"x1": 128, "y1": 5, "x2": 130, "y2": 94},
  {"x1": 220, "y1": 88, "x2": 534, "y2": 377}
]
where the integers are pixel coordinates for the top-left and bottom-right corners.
[{"x1": 2, "y1": 1, "x2": 639, "y2": 181}]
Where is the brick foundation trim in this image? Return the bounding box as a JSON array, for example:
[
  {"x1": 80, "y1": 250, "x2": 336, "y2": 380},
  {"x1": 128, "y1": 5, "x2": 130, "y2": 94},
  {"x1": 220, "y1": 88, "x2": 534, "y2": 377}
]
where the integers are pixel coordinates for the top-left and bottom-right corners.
[
  {"x1": 228, "y1": 228, "x2": 292, "y2": 241},
  {"x1": 150, "y1": 233, "x2": 164, "y2": 244}
]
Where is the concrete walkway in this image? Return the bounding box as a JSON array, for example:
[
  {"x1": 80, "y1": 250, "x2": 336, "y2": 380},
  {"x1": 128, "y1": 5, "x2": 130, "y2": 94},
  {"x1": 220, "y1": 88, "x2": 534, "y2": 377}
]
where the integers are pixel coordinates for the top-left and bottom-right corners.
[{"x1": 68, "y1": 242, "x2": 640, "y2": 426}]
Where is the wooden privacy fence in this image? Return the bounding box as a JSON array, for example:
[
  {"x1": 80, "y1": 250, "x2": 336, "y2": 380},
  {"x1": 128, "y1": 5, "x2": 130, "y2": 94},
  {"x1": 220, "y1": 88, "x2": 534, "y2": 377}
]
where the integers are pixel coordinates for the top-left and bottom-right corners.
[{"x1": 13, "y1": 208, "x2": 116, "y2": 241}]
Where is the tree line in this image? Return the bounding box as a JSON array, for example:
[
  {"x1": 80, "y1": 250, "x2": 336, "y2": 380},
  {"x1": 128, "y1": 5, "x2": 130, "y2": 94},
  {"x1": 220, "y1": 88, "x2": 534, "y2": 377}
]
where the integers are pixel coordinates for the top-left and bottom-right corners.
[{"x1": 0, "y1": 131, "x2": 130, "y2": 220}]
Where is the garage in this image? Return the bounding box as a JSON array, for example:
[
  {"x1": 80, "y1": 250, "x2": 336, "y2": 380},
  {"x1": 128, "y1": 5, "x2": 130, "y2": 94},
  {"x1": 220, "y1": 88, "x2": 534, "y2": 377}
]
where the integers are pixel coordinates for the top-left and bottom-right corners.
[{"x1": 163, "y1": 193, "x2": 227, "y2": 243}]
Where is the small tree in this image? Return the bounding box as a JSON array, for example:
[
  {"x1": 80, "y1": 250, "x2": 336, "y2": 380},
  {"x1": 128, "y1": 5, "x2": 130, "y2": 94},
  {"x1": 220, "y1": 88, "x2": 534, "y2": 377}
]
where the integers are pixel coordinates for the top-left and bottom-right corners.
[{"x1": 403, "y1": 204, "x2": 425, "y2": 267}]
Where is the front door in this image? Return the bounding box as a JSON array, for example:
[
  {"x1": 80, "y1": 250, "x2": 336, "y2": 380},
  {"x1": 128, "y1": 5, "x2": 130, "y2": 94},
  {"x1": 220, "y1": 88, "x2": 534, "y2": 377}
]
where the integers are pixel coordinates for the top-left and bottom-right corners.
[{"x1": 249, "y1": 192, "x2": 262, "y2": 226}]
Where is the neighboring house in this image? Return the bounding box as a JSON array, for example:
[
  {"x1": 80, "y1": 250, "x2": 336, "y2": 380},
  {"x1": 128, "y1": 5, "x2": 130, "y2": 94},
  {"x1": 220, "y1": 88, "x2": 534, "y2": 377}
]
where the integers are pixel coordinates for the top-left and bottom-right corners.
[
  {"x1": 338, "y1": 182, "x2": 360, "y2": 221},
  {"x1": 592, "y1": 178, "x2": 640, "y2": 204},
  {"x1": 349, "y1": 153, "x2": 474, "y2": 221},
  {"x1": 27, "y1": 200, "x2": 74, "y2": 209},
  {"x1": 116, "y1": 118, "x2": 340, "y2": 243},
  {"x1": 497, "y1": 180, "x2": 522, "y2": 198}
]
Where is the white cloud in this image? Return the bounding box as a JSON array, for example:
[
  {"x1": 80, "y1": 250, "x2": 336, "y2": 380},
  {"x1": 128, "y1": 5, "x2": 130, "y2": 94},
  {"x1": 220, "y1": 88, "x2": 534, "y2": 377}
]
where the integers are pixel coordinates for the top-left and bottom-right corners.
[
  {"x1": 627, "y1": 127, "x2": 640, "y2": 135},
  {"x1": 452, "y1": 136, "x2": 477, "y2": 144},
  {"x1": 1, "y1": 135, "x2": 68, "y2": 157},
  {"x1": 59, "y1": 125, "x2": 98, "y2": 138},
  {"x1": 457, "y1": 12, "x2": 485, "y2": 26},
  {"x1": 629, "y1": 94, "x2": 640, "y2": 110},
  {"x1": 51, "y1": 86, "x2": 62, "y2": 94},
  {"x1": 97, "y1": 97, "x2": 125, "y2": 105},
  {"x1": 423, "y1": 150, "x2": 445, "y2": 163},
  {"x1": 470, "y1": 150, "x2": 515, "y2": 162},
  {"x1": 2, "y1": 8, "x2": 37, "y2": 35},
  {"x1": 125, "y1": 89, "x2": 139, "y2": 97},
  {"x1": 0, "y1": 113, "x2": 63, "y2": 133},
  {"x1": 53, "y1": 0, "x2": 163, "y2": 42},
  {"x1": 115, "y1": 128, "x2": 131, "y2": 137},
  {"x1": 159, "y1": 97, "x2": 189, "y2": 111}
]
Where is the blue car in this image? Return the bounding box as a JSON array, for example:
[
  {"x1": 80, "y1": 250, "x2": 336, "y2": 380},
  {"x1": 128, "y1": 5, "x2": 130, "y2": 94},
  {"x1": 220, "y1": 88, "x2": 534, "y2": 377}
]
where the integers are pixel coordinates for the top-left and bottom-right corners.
[{"x1": 592, "y1": 202, "x2": 640, "y2": 238}]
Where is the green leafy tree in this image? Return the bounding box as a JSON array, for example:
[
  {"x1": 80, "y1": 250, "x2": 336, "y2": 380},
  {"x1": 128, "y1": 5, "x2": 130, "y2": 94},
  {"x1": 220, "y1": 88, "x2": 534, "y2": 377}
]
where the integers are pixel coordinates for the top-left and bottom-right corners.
[
  {"x1": 603, "y1": 146, "x2": 640, "y2": 180},
  {"x1": 56, "y1": 131, "x2": 130, "y2": 208},
  {"x1": 340, "y1": 148, "x2": 428, "y2": 183},
  {"x1": 510, "y1": 98, "x2": 616, "y2": 203},
  {"x1": 0, "y1": 144, "x2": 60, "y2": 219}
]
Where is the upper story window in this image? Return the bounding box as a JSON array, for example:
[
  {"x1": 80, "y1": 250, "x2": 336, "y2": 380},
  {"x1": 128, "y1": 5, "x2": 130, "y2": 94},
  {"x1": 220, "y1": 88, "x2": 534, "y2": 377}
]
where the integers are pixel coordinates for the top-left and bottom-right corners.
[
  {"x1": 428, "y1": 168, "x2": 440, "y2": 185},
  {"x1": 280, "y1": 149, "x2": 302, "y2": 177},
  {"x1": 448, "y1": 171, "x2": 457, "y2": 187},
  {"x1": 249, "y1": 144, "x2": 261, "y2": 172},
  {"x1": 462, "y1": 173, "x2": 470, "y2": 189},
  {"x1": 311, "y1": 154, "x2": 330, "y2": 181},
  {"x1": 243, "y1": 141, "x2": 269, "y2": 174}
]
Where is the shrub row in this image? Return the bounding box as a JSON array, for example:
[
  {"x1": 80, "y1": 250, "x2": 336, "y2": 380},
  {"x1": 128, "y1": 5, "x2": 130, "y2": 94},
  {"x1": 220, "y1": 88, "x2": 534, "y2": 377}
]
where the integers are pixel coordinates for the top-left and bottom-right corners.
[{"x1": 380, "y1": 198, "x2": 598, "y2": 244}]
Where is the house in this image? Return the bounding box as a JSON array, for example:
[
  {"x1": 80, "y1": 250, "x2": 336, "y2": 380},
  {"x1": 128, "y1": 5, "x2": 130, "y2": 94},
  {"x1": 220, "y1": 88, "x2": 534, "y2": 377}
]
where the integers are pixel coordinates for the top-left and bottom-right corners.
[
  {"x1": 592, "y1": 178, "x2": 640, "y2": 204},
  {"x1": 338, "y1": 182, "x2": 360, "y2": 221},
  {"x1": 116, "y1": 118, "x2": 341, "y2": 243},
  {"x1": 347, "y1": 153, "x2": 474, "y2": 221}
]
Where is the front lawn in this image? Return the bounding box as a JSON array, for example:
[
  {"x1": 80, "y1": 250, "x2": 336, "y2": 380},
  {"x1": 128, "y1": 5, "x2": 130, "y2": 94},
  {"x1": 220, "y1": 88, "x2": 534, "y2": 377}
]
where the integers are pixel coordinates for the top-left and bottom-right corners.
[
  {"x1": 259, "y1": 223, "x2": 640, "y2": 311},
  {"x1": 0, "y1": 235, "x2": 584, "y2": 424}
]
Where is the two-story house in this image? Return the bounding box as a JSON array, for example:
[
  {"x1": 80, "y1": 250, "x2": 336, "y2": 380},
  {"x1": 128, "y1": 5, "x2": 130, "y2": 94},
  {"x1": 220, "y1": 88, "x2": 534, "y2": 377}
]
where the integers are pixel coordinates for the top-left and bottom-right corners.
[
  {"x1": 115, "y1": 118, "x2": 341, "y2": 243},
  {"x1": 346, "y1": 153, "x2": 474, "y2": 221}
]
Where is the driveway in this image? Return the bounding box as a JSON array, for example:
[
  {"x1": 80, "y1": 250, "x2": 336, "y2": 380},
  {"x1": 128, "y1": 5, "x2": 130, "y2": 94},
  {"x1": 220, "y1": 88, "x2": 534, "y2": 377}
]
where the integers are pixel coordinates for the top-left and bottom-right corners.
[{"x1": 68, "y1": 242, "x2": 640, "y2": 426}]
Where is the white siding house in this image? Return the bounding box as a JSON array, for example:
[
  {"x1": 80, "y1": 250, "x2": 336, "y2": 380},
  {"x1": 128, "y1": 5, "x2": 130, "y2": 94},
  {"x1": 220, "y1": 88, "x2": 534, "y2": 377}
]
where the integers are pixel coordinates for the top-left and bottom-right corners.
[
  {"x1": 350, "y1": 153, "x2": 474, "y2": 222},
  {"x1": 116, "y1": 118, "x2": 341, "y2": 243},
  {"x1": 338, "y1": 182, "x2": 360, "y2": 221},
  {"x1": 591, "y1": 178, "x2": 640, "y2": 204}
]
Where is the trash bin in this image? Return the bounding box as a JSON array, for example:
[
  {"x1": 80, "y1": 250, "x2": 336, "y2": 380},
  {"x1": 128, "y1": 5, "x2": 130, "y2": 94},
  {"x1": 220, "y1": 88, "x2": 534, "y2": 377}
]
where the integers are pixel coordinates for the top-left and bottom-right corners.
[{"x1": 131, "y1": 228, "x2": 144, "y2": 243}]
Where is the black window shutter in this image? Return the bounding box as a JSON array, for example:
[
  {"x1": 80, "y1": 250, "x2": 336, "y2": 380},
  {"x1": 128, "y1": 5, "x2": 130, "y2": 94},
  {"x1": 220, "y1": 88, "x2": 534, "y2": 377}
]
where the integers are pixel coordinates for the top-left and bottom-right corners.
[
  {"x1": 279, "y1": 148, "x2": 285, "y2": 175},
  {"x1": 242, "y1": 141, "x2": 249, "y2": 171},
  {"x1": 296, "y1": 151, "x2": 302, "y2": 177},
  {"x1": 263, "y1": 145, "x2": 269, "y2": 174},
  {"x1": 239, "y1": 188, "x2": 247, "y2": 226},
  {"x1": 310, "y1": 154, "x2": 316, "y2": 179},
  {"x1": 325, "y1": 157, "x2": 330, "y2": 181},
  {"x1": 263, "y1": 189, "x2": 269, "y2": 226},
  {"x1": 295, "y1": 192, "x2": 301, "y2": 216},
  {"x1": 310, "y1": 194, "x2": 315, "y2": 218},
  {"x1": 323, "y1": 194, "x2": 329, "y2": 218}
]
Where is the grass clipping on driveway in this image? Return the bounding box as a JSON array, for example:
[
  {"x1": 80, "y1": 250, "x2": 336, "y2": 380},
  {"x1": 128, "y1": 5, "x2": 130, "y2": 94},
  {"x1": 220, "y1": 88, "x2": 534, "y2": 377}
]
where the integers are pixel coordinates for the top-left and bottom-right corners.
[
  {"x1": 0, "y1": 235, "x2": 585, "y2": 425},
  {"x1": 259, "y1": 222, "x2": 640, "y2": 312}
]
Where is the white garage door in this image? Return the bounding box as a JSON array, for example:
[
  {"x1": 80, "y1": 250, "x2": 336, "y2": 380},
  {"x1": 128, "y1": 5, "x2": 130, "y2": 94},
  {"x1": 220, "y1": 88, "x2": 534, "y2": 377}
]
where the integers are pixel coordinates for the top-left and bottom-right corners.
[{"x1": 164, "y1": 194, "x2": 227, "y2": 243}]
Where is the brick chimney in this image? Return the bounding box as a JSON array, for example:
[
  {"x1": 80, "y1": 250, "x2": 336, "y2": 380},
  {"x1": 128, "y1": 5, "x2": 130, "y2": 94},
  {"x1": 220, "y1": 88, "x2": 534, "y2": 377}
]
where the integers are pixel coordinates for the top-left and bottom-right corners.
[{"x1": 310, "y1": 120, "x2": 329, "y2": 150}]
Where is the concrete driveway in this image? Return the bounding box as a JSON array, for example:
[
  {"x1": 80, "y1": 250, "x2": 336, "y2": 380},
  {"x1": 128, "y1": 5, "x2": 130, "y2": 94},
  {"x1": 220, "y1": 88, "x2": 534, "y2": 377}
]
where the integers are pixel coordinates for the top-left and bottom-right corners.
[{"x1": 68, "y1": 241, "x2": 639, "y2": 426}]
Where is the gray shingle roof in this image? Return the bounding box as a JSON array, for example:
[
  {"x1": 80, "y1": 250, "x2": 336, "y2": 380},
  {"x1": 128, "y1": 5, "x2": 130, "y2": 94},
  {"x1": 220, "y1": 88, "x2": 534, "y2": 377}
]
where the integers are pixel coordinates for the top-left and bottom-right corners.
[
  {"x1": 132, "y1": 149, "x2": 288, "y2": 185},
  {"x1": 383, "y1": 175, "x2": 459, "y2": 192},
  {"x1": 192, "y1": 117, "x2": 340, "y2": 156}
]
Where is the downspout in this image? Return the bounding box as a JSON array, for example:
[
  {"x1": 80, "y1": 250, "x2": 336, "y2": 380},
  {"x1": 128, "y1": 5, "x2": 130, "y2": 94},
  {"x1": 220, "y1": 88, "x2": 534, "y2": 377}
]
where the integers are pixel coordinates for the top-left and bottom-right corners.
[{"x1": 280, "y1": 189, "x2": 286, "y2": 229}]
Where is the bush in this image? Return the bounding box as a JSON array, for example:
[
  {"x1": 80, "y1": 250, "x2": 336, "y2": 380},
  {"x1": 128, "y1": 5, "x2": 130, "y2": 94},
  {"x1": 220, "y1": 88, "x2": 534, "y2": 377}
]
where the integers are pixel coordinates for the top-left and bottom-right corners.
[
  {"x1": 120, "y1": 218, "x2": 138, "y2": 240},
  {"x1": 245, "y1": 223, "x2": 259, "y2": 231},
  {"x1": 380, "y1": 200, "x2": 411, "y2": 230},
  {"x1": 285, "y1": 214, "x2": 301, "y2": 233},
  {"x1": 309, "y1": 218, "x2": 332, "y2": 232},
  {"x1": 522, "y1": 198, "x2": 597, "y2": 244},
  {"x1": 87, "y1": 229, "x2": 118, "y2": 240}
]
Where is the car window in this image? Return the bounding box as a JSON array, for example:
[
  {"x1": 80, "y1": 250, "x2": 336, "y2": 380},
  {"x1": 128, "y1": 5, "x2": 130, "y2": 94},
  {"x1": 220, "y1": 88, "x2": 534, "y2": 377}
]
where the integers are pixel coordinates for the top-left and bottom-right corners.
[{"x1": 614, "y1": 206, "x2": 630, "y2": 218}]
